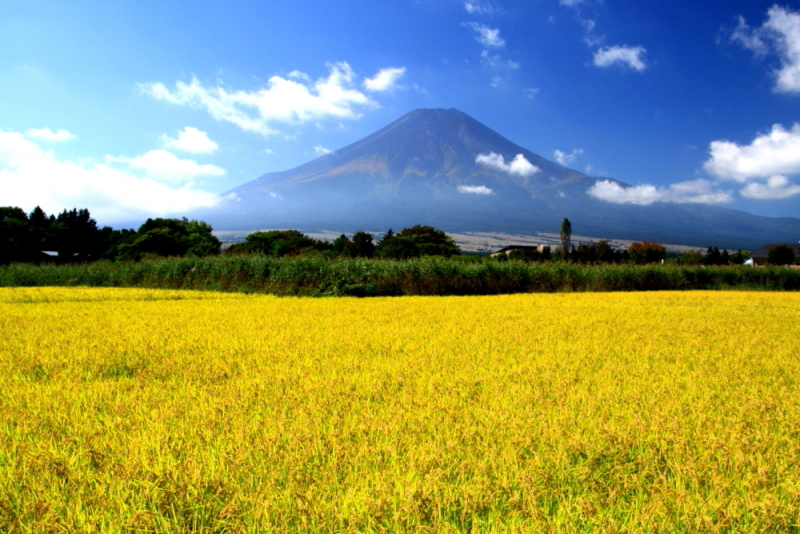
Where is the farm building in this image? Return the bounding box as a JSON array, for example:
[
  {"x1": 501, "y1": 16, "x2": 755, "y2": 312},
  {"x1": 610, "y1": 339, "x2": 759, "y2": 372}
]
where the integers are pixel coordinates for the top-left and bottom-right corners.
[
  {"x1": 750, "y1": 243, "x2": 800, "y2": 266},
  {"x1": 491, "y1": 245, "x2": 551, "y2": 259}
]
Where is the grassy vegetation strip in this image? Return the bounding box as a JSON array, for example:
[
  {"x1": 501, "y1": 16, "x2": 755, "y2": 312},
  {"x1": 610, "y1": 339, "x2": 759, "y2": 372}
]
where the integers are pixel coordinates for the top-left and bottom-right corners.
[
  {"x1": 1, "y1": 256, "x2": 800, "y2": 295},
  {"x1": 1, "y1": 288, "x2": 799, "y2": 532}
]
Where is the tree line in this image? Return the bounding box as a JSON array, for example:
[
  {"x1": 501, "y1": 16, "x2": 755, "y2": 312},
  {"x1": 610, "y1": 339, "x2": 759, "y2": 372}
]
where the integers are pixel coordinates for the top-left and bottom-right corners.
[
  {"x1": 2, "y1": 206, "x2": 781, "y2": 266},
  {"x1": 0, "y1": 206, "x2": 221, "y2": 265},
  {"x1": 0, "y1": 205, "x2": 461, "y2": 265},
  {"x1": 226, "y1": 226, "x2": 461, "y2": 259}
]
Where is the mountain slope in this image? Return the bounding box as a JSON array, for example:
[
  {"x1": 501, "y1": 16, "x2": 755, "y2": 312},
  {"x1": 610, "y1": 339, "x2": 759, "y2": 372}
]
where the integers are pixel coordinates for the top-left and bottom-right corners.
[{"x1": 204, "y1": 108, "x2": 800, "y2": 249}]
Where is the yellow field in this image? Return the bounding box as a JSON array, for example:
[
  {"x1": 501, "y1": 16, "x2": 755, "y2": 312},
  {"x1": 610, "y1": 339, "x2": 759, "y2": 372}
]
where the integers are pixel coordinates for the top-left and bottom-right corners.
[{"x1": 1, "y1": 288, "x2": 799, "y2": 533}]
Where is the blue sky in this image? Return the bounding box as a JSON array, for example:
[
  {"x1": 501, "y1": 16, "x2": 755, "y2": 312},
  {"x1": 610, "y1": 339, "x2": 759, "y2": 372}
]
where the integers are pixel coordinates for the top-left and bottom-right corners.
[{"x1": 2, "y1": 0, "x2": 800, "y2": 224}]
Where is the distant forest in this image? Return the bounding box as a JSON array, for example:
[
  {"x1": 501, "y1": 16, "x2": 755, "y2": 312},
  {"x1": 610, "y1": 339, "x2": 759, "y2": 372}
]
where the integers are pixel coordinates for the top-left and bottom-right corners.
[
  {"x1": 0, "y1": 206, "x2": 460, "y2": 265},
  {"x1": 1, "y1": 205, "x2": 757, "y2": 266}
]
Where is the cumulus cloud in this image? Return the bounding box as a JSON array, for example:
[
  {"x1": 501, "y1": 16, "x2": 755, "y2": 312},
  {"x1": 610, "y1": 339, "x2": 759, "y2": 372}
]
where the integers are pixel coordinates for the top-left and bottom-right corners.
[
  {"x1": 159, "y1": 127, "x2": 218, "y2": 154},
  {"x1": 553, "y1": 148, "x2": 584, "y2": 167},
  {"x1": 476, "y1": 152, "x2": 539, "y2": 177},
  {"x1": 464, "y1": 1, "x2": 494, "y2": 15},
  {"x1": 458, "y1": 185, "x2": 494, "y2": 195},
  {"x1": 588, "y1": 179, "x2": 733, "y2": 205},
  {"x1": 730, "y1": 6, "x2": 800, "y2": 93},
  {"x1": 363, "y1": 67, "x2": 406, "y2": 92},
  {"x1": 0, "y1": 130, "x2": 223, "y2": 222},
  {"x1": 704, "y1": 123, "x2": 800, "y2": 181},
  {"x1": 313, "y1": 145, "x2": 333, "y2": 156},
  {"x1": 465, "y1": 23, "x2": 505, "y2": 48},
  {"x1": 140, "y1": 62, "x2": 377, "y2": 137},
  {"x1": 25, "y1": 128, "x2": 76, "y2": 142},
  {"x1": 740, "y1": 174, "x2": 800, "y2": 199},
  {"x1": 593, "y1": 45, "x2": 647, "y2": 71},
  {"x1": 120, "y1": 149, "x2": 225, "y2": 182}
]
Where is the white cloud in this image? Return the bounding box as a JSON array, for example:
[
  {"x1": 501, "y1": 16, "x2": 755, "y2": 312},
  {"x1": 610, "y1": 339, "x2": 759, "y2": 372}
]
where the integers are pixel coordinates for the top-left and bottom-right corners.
[
  {"x1": 704, "y1": 123, "x2": 800, "y2": 182},
  {"x1": 560, "y1": 0, "x2": 584, "y2": 6},
  {"x1": 476, "y1": 152, "x2": 539, "y2": 177},
  {"x1": 731, "y1": 6, "x2": 800, "y2": 93},
  {"x1": 363, "y1": 67, "x2": 407, "y2": 92},
  {"x1": 121, "y1": 149, "x2": 225, "y2": 182},
  {"x1": 764, "y1": 6, "x2": 800, "y2": 93},
  {"x1": 458, "y1": 185, "x2": 494, "y2": 195},
  {"x1": 593, "y1": 45, "x2": 647, "y2": 71},
  {"x1": 313, "y1": 145, "x2": 333, "y2": 156},
  {"x1": 159, "y1": 127, "x2": 218, "y2": 154},
  {"x1": 740, "y1": 175, "x2": 800, "y2": 199},
  {"x1": 553, "y1": 148, "x2": 584, "y2": 167},
  {"x1": 140, "y1": 62, "x2": 377, "y2": 137},
  {"x1": 524, "y1": 88, "x2": 540, "y2": 98},
  {"x1": 480, "y1": 50, "x2": 520, "y2": 70},
  {"x1": 464, "y1": 1, "x2": 494, "y2": 15},
  {"x1": 588, "y1": 179, "x2": 733, "y2": 205},
  {"x1": 0, "y1": 130, "x2": 223, "y2": 222},
  {"x1": 465, "y1": 22, "x2": 505, "y2": 48},
  {"x1": 730, "y1": 16, "x2": 768, "y2": 55},
  {"x1": 25, "y1": 128, "x2": 75, "y2": 142}
]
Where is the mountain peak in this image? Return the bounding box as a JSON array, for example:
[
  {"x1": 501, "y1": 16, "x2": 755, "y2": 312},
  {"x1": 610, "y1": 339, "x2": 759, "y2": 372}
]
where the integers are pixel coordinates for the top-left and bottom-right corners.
[{"x1": 206, "y1": 109, "x2": 800, "y2": 248}]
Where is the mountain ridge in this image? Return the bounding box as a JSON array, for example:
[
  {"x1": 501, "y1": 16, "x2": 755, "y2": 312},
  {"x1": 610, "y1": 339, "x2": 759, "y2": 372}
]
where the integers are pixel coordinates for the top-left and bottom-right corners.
[{"x1": 199, "y1": 108, "x2": 800, "y2": 250}]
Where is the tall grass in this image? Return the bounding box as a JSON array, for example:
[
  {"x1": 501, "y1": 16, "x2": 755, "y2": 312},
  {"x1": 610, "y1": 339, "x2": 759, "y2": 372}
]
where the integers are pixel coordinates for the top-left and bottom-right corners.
[
  {"x1": 1, "y1": 255, "x2": 798, "y2": 295},
  {"x1": 3, "y1": 288, "x2": 800, "y2": 531}
]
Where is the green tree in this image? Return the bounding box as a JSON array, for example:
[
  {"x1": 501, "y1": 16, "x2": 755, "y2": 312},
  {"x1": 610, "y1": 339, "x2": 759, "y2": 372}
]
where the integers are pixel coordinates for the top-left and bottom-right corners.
[
  {"x1": 375, "y1": 225, "x2": 460, "y2": 259},
  {"x1": 679, "y1": 250, "x2": 703, "y2": 266},
  {"x1": 226, "y1": 229, "x2": 321, "y2": 257},
  {"x1": 0, "y1": 207, "x2": 36, "y2": 264},
  {"x1": 48, "y1": 208, "x2": 108, "y2": 262},
  {"x1": 374, "y1": 235, "x2": 420, "y2": 260},
  {"x1": 767, "y1": 244, "x2": 796, "y2": 266},
  {"x1": 703, "y1": 246, "x2": 724, "y2": 266},
  {"x1": 572, "y1": 240, "x2": 622, "y2": 264},
  {"x1": 730, "y1": 250, "x2": 751, "y2": 265},
  {"x1": 627, "y1": 241, "x2": 666, "y2": 264},
  {"x1": 117, "y1": 217, "x2": 221, "y2": 260},
  {"x1": 346, "y1": 231, "x2": 375, "y2": 258},
  {"x1": 559, "y1": 218, "x2": 572, "y2": 261},
  {"x1": 331, "y1": 234, "x2": 351, "y2": 256}
]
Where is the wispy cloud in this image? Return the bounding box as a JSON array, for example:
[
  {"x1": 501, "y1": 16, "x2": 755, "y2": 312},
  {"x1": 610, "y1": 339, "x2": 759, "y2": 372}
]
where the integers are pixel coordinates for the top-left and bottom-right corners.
[
  {"x1": 464, "y1": 1, "x2": 495, "y2": 15},
  {"x1": 476, "y1": 152, "x2": 539, "y2": 177},
  {"x1": 25, "y1": 128, "x2": 75, "y2": 142},
  {"x1": 728, "y1": 6, "x2": 800, "y2": 93},
  {"x1": 0, "y1": 130, "x2": 223, "y2": 222},
  {"x1": 593, "y1": 45, "x2": 647, "y2": 71},
  {"x1": 588, "y1": 179, "x2": 733, "y2": 205},
  {"x1": 553, "y1": 148, "x2": 584, "y2": 167},
  {"x1": 480, "y1": 50, "x2": 519, "y2": 70},
  {"x1": 313, "y1": 145, "x2": 333, "y2": 156},
  {"x1": 140, "y1": 62, "x2": 378, "y2": 137},
  {"x1": 465, "y1": 22, "x2": 505, "y2": 48},
  {"x1": 363, "y1": 67, "x2": 407, "y2": 92},
  {"x1": 458, "y1": 185, "x2": 494, "y2": 195},
  {"x1": 159, "y1": 127, "x2": 218, "y2": 154}
]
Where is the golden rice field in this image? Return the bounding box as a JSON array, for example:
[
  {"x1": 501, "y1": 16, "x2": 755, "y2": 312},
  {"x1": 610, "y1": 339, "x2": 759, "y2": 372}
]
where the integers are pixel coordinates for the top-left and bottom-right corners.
[{"x1": 1, "y1": 288, "x2": 799, "y2": 533}]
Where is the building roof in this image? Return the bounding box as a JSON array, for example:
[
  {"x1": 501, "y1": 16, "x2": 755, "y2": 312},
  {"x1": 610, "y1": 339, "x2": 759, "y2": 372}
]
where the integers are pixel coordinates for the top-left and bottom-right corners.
[
  {"x1": 752, "y1": 243, "x2": 800, "y2": 260},
  {"x1": 494, "y1": 245, "x2": 547, "y2": 253}
]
